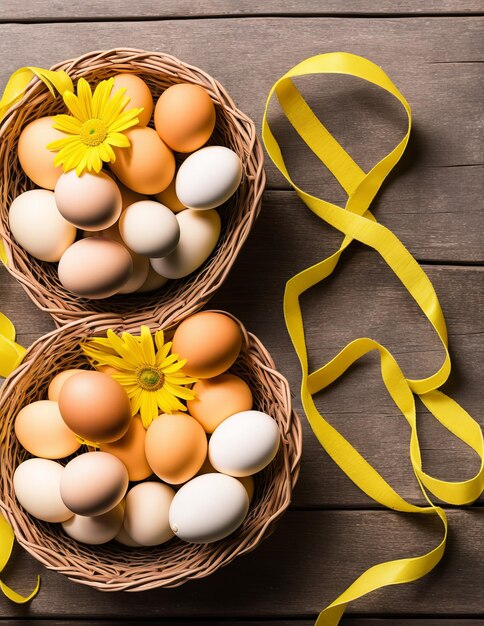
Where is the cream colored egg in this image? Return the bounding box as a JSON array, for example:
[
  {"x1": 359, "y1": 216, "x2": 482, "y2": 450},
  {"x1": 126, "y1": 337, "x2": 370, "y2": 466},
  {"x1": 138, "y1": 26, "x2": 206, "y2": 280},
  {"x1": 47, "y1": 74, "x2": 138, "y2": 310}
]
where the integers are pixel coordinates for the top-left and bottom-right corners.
[
  {"x1": 58, "y1": 238, "x2": 133, "y2": 299},
  {"x1": 60, "y1": 451, "x2": 129, "y2": 516},
  {"x1": 175, "y1": 146, "x2": 242, "y2": 210},
  {"x1": 15, "y1": 400, "x2": 80, "y2": 459},
  {"x1": 112, "y1": 73, "x2": 154, "y2": 127},
  {"x1": 209, "y1": 410, "x2": 280, "y2": 477},
  {"x1": 135, "y1": 266, "x2": 169, "y2": 293},
  {"x1": 48, "y1": 369, "x2": 86, "y2": 401},
  {"x1": 115, "y1": 523, "x2": 142, "y2": 547},
  {"x1": 150, "y1": 209, "x2": 220, "y2": 279},
  {"x1": 169, "y1": 473, "x2": 249, "y2": 543},
  {"x1": 62, "y1": 502, "x2": 124, "y2": 545},
  {"x1": 123, "y1": 482, "x2": 175, "y2": 546},
  {"x1": 55, "y1": 170, "x2": 122, "y2": 231},
  {"x1": 9, "y1": 190, "x2": 77, "y2": 262},
  {"x1": 17, "y1": 116, "x2": 64, "y2": 189},
  {"x1": 119, "y1": 200, "x2": 180, "y2": 258},
  {"x1": 14, "y1": 458, "x2": 73, "y2": 523}
]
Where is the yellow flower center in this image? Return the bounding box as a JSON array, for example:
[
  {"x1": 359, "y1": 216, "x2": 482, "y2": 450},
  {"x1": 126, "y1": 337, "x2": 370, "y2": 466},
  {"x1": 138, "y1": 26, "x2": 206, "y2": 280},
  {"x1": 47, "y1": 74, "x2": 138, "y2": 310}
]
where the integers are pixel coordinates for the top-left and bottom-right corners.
[
  {"x1": 80, "y1": 118, "x2": 107, "y2": 147},
  {"x1": 137, "y1": 366, "x2": 164, "y2": 391}
]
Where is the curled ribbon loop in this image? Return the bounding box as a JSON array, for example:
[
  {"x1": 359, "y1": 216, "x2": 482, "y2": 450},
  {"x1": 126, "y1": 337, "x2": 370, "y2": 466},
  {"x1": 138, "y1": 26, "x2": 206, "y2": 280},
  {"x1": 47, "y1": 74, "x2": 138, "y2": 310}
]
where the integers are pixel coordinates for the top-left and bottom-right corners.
[
  {"x1": 0, "y1": 66, "x2": 73, "y2": 123},
  {"x1": 0, "y1": 514, "x2": 40, "y2": 603},
  {"x1": 262, "y1": 52, "x2": 484, "y2": 625}
]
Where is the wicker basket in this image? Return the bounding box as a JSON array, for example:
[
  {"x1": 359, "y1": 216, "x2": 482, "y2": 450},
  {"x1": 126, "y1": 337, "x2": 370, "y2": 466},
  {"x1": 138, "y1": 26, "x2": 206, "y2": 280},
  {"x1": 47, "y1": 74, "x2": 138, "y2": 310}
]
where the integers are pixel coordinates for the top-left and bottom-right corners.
[
  {"x1": 0, "y1": 49, "x2": 265, "y2": 327},
  {"x1": 0, "y1": 313, "x2": 301, "y2": 591}
]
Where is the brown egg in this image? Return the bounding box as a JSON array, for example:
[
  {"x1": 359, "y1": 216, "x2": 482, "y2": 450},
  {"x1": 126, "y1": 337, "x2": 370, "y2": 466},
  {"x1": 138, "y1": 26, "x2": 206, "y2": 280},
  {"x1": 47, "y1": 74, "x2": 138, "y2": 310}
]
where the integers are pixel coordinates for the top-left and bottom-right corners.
[
  {"x1": 188, "y1": 373, "x2": 253, "y2": 433},
  {"x1": 110, "y1": 127, "x2": 175, "y2": 195},
  {"x1": 60, "y1": 451, "x2": 129, "y2": 517},
  {"x1": 17, "y1": 116, "x2": 65, "y2": 189},
  {"x1": 153, "y1": 178, "x2": 186, "y2": 213},
  {"x1": 54, "y1": 170, "x2": 122, "y2": 231},
  {"x1": 100, "y1": 416, "x2": 152, "y2": 482},
  {"x1": 172, "y1": 312, "x2": 243, "y2": 378},
  {"x1": 58, "y1": 371, "x2": 132, "y2": 443},
  {"x1": 58, "y1": 238, "x2": 133, "y2": 299},
  {"x1": 15, "y1": 400, "x2": 80, "y2": 459},
  {"x1": 145, "y1": 412, "x2": 207, "y2": 484},
  {"x1": 112, "y1": 73, "x2": 154, "y2": 127},
  {"x1": 154, "y1": 83, "x2": 216, "y2": 153},
  {"x1": 97, "y1": 365, "x2": 118, "y2": 376},
  {"x1": 48, "y1": 369, "x2": 86, "y2": 401},
  {"x1": 84, "y1": 223, "x2": 150, "y2": 295}
]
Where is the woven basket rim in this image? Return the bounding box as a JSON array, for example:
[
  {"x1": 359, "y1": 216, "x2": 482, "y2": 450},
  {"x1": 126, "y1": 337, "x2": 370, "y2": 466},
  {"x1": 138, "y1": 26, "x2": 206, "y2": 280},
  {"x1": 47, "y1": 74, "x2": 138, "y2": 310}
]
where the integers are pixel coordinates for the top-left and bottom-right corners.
[
  {"x1": 0, "y1": 312, "x2": 302, "y2": 592},
  {"x1": 0, "y1": 48, "x2": 266, "y2": 328}
]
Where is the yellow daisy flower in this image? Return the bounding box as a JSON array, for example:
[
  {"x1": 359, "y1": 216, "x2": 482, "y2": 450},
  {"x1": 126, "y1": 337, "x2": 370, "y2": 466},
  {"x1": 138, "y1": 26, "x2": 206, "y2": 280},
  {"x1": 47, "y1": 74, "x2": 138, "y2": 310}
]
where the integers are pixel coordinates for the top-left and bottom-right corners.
[
  {"x1": 47, "y1": 77, "x2": 143, "y2": 176},
  {"x1": 81, "y1": 326, "x2": 197, "y2": 429}
]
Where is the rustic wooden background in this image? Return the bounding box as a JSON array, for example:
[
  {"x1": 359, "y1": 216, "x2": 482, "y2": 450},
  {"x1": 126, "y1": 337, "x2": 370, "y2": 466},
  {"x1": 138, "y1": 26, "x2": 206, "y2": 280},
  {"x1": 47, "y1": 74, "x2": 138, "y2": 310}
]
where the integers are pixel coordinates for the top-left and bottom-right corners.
[{"x1": 0, "y1": 1, "x2": 483, "y2": 624}]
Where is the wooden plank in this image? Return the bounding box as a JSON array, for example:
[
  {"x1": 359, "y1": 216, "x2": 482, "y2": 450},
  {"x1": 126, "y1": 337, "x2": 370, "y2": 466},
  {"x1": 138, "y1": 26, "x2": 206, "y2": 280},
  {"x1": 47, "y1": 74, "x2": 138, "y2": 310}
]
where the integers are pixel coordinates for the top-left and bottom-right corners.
[
  {"x1": 1, "y1": 190, "x2": 482, "y2": 508},
  {"x1": 0, "y1": 1, "x2": 482, "y2": 20},
  {"x1": 1, "y1": 617, "x2": 484, "y2": 626},
  {"x1": 0, "y1": 510, "x2": 481, "y2": 618},
  {"x1": 0, "y1": 19, "x2": 482, "y2": 199}
]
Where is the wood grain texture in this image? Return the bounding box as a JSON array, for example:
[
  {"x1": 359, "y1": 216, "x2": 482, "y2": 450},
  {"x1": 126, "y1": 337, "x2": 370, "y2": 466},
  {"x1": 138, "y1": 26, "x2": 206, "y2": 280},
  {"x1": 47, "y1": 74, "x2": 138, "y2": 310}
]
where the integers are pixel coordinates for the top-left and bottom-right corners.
[
  {"x1": 0, "y1": 510, "x2": 481, "y2": 618},
  {"x1": 0, "y1": 18, "x2": 482, "y2": 196},
  {"x1": 2, "y1": 617, "x2": 484, "y2": 626},
  {"x1": 0, "y1": 1, "x2": 482, "y2": 20},
  {"x1": 0, "y1": 10, "x2": 482, "y2": 622}
]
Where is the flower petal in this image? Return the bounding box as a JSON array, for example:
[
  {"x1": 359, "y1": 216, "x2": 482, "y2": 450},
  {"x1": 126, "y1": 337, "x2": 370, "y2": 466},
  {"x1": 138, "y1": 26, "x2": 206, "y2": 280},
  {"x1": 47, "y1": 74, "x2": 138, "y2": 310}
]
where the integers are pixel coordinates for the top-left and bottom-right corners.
[
  {"x1": 106, "y1": 132, "x2": 131, "y2": 148},
  {"x1": 52, "y1": 114, "x2": 82, "y2": 134},
  {"x1": 47, "y1": 135, "x2": 79, "y2": 152},
  {"x1": 154, "y1": 330, "x2": 166, "y2": 352},
  {"x1": 102, "y1": 88, "x2": 130, "y2": 127},
  {"x1": 76, "y1": 77, "x2": 93, "y2": 120},
  {"x1": 139, "y1": 325, "x2": 156, "y2": 366},
  {"x1": 92, "y1": 77, "x2": 114, "y2": 119},
  {"x1": 63, "y1": 90, "x2": 89, "y2": 123},
  {"x1": 107, "y1": 107, "x2": 142, "y2": 133}
]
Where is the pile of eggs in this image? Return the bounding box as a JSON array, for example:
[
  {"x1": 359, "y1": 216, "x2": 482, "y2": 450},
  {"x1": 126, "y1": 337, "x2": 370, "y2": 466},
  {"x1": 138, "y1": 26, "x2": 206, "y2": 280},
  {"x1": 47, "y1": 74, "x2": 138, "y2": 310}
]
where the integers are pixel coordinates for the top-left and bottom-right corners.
[
  {"x1": 9, "y1": 75, "x2": 243, "y2": 298},
  {"x1": 13, "y1": 312, "x2": 281, "y2": 546}
]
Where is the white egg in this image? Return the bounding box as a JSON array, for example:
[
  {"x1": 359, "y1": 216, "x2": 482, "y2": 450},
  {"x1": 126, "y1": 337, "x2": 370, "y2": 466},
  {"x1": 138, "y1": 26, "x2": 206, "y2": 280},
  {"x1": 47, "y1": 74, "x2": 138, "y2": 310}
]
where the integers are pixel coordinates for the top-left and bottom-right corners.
[
  {"x1": 175, "y1": 146, "x2": 242, "y2": 210},
  {"x1": 169, "y1": 473, "x2": 249, "y2": 543},
  {"x1": 123, "y1": 482, "x2": 175, "y2": 546},
  {"x1": 14, "y1": 458, "x2": 73, "y2": 523},
  {"x1": 62, "y1": 502, "x2": 124, "y2": 545},
  {"x1": 8, "y1": 189, "x2": 76, "y2": 262},
  {"x1": 119, "y1": 200, "x2": 180, "y2": 257},
  {"x1": 150, "y1": 209, "x2": 220, "y2": 279},
  {"x1": 209, "y1": 410, "x2": 280, "y2": 477}
]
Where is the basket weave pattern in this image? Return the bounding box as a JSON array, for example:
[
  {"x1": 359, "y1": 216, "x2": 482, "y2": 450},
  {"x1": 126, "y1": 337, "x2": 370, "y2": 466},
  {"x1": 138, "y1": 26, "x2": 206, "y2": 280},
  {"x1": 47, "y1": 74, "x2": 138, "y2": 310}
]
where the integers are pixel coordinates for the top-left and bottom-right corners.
[
  {"x1": 0, "y1": 49, "x2": 265, "y2": 327},
  {"x1": 0, "y1": 314, "x2": 302, "y2": 591}
]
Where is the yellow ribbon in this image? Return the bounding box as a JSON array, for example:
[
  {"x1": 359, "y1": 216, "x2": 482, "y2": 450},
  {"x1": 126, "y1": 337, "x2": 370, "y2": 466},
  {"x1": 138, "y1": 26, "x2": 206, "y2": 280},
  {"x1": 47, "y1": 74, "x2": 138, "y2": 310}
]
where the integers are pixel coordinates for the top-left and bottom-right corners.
[
  {"x1": 262, "y1": 52, "x2": 484, "y2": 625},
  {"x1": 0, "y1": 66, "x2": 73, "y2": 122},
  {"x1": 0, "y1": 299, "x2": 34, "y2": 602},
  {"x1": 0, "y1": 514, "x2": 40, "y2": 603}
]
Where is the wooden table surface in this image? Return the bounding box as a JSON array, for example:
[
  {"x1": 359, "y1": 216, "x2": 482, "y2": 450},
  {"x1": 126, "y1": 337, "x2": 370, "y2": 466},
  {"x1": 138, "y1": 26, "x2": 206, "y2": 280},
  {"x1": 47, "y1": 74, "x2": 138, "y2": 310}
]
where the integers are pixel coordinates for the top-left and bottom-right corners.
[{"x1": 0, "y1": 2, "x2": 483, "y2": 624}]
